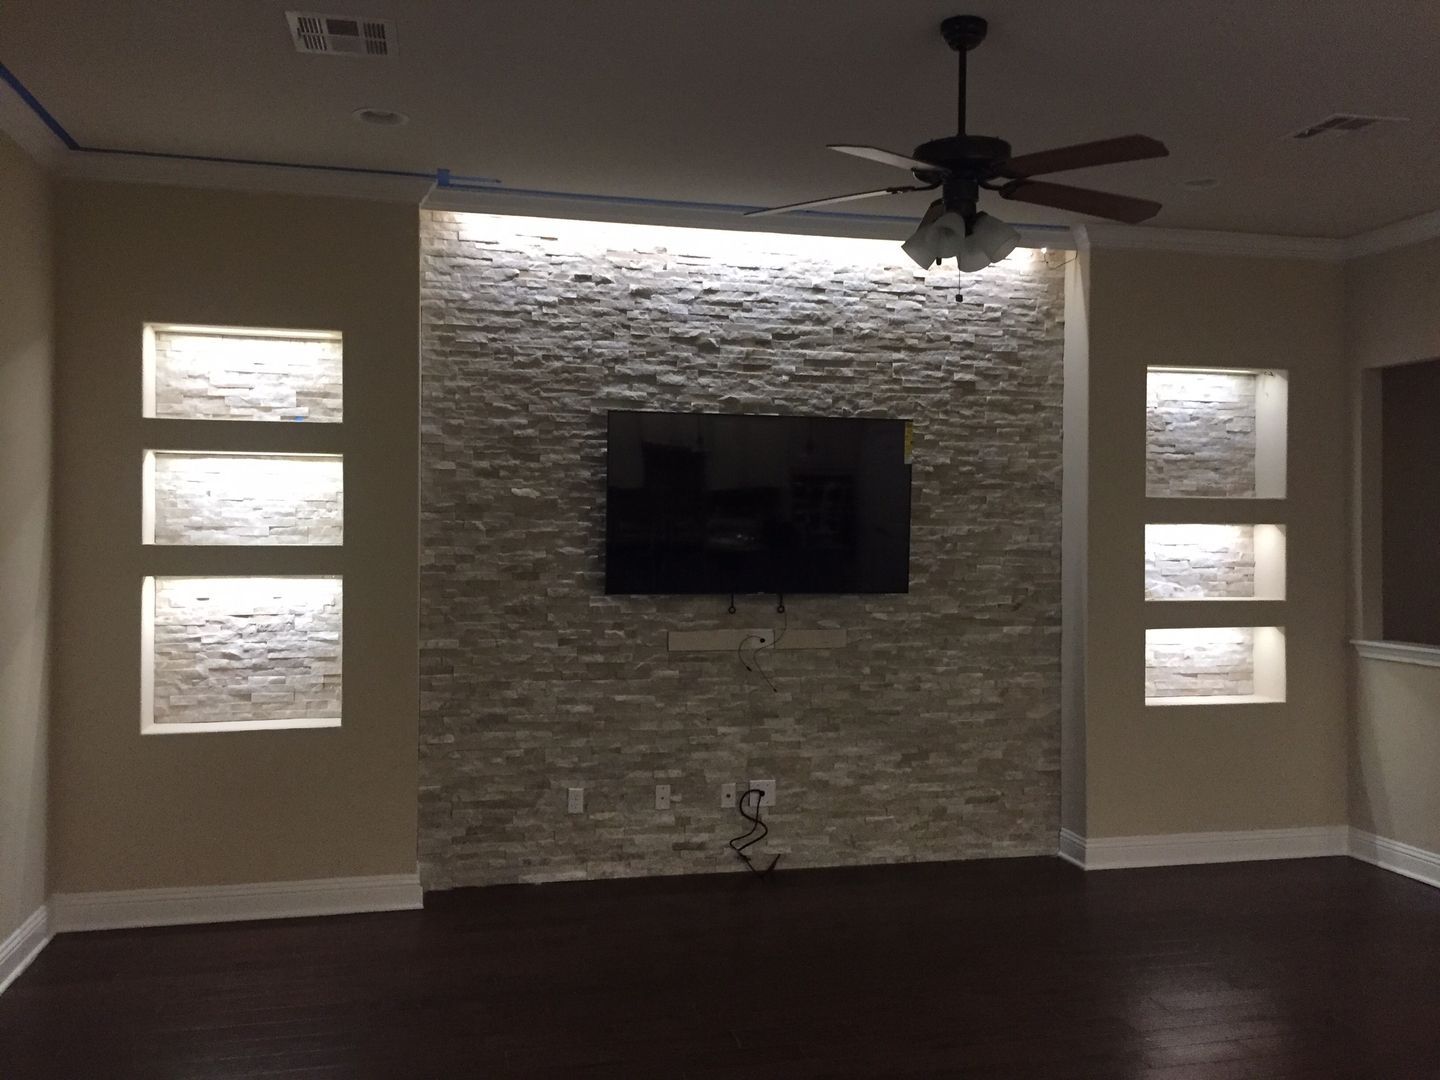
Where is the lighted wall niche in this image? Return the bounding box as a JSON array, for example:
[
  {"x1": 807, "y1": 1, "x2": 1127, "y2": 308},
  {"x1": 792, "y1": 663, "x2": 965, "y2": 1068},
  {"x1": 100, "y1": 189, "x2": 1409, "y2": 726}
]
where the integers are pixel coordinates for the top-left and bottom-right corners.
[
  {"x1": 144, "y1": 452, "x2": 343, "y2": 545},
  {"x1": 143, "y1": 324, "x2": 342, "y2": 422},
  {"x1": 142, "y1": 576, "x2": 342, "y2": 733},
  {"x1": 1145, "y1": 626, "x2": 1286, "y2": 705},
  {"x1": 1144, "y1": 523, "x2": 1285, "y2": 600},
  {"x1": 1146, "y1": 368, "x2": 1287, "y2": 498}
]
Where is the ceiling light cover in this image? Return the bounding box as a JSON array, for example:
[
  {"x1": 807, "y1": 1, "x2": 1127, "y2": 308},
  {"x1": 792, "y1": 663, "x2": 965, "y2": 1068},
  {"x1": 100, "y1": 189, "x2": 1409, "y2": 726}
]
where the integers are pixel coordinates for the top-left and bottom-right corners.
[
  {"x1": 969, "y1": 213, "x2": 1020, "y2": 262},
  {"x1": 901, "y1": 201, "x2": 947, "y2": 268}
]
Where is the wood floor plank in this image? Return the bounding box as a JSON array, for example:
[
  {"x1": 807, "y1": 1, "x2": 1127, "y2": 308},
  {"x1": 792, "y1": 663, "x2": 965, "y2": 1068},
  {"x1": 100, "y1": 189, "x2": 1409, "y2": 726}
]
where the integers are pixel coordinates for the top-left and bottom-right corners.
[{"x1": 2, "y1": 856, "x2": 1439, "y2": 1077}]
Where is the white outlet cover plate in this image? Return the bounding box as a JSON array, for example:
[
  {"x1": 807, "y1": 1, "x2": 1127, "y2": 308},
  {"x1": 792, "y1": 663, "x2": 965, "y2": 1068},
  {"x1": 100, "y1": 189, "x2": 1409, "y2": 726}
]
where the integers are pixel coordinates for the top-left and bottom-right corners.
[
  {"x1": 749, "y1": 779, "x2": 776, "y2": 807},
  {"x1": 567, "y1": 787, "x2": 584, "y2": 814}
]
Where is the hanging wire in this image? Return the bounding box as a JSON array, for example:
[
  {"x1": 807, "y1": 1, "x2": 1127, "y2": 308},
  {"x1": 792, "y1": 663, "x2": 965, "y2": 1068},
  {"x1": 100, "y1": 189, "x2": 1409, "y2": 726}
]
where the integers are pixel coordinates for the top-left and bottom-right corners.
[{"x1": 728, "y1": 787, "x2": 780, "y2": 879}]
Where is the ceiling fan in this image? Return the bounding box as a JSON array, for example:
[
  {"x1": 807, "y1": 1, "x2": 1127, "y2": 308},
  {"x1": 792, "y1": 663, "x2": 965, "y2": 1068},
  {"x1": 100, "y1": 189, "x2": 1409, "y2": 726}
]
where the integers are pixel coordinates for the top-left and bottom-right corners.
[{"x1": 747, "y1": 15, "x2": 1169, "y2": 280}]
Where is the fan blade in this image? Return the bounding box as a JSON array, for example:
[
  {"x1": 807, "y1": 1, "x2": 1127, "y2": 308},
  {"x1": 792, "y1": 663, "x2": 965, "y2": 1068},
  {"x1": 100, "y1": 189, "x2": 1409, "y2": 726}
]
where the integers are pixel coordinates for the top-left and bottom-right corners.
[
  {"x1": 999, "y1": 135, "x2": 1168, "y2": 179},
  {"x1": 999, "y1": 180, "x2": 1162, "y2": 224},
  {"x1": 828, "y1": 144, "x2": 948, "y2": 174},
  {"x1": 745, "y1": 184, "x2": 934, "y2": 218}
]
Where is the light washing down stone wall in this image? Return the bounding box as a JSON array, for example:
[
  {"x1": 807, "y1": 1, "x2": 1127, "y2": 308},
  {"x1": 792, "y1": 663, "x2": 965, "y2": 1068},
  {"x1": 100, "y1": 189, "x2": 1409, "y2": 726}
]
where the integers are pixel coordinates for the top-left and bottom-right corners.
[
  {"x1": 1145, "y1": 627, "x2": 1255, "y2": 699},
  {"x1": 1146, "y1": 370, "x2": 1256, "y2": 497},
  {"x1": 418, "y1": 211, "x2": 1065, "y2": 889},
  {"x1": 1144, "y1": 524, "x2": 1256, "y2": 599},
  {"x1": 150, "y1": 577, "x2": 342, "y2": 725},
  {"x1": 150, "y1": 329, "x2": 343, "y2": 422},
  {"x1": 150, "y1": 453, "x2": 343, "y2": 545}
]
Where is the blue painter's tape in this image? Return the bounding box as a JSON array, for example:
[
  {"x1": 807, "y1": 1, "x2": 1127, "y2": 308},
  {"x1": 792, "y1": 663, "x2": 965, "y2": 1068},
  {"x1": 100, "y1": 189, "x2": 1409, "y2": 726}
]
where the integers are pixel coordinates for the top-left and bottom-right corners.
[{"x1": 0, "y1": 61, "x2": 80, "y2": 149}]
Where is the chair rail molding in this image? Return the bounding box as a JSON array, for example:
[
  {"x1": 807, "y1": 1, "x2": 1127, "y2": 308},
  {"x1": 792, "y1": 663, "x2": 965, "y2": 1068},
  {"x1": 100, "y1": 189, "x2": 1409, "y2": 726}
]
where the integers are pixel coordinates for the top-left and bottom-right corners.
[{"x1": 1352, "y1": 639, "x2": 1440, "y2": 669}]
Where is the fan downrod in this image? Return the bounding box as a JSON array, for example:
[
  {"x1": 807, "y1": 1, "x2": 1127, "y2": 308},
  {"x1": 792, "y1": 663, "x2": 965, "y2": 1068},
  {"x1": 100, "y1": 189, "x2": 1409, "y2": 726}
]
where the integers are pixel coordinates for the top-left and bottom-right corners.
[{"x1": 940, "y1": 15, "x2": 988, "y2": 52}]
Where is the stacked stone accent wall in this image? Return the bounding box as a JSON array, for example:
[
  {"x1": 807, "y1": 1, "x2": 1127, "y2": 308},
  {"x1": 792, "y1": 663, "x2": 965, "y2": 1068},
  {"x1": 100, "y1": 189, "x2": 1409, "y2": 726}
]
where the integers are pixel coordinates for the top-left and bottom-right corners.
[
  {"x1": 151, "y1": 330, "x2": 343, "y2": 422},
  {"x1": 150, "y1": 577, "x2": 342, "y2": 724},
  {"x1": 1144, "y1": 524, "x2": 1256, "y2": 600},
  {"x1": 1145, "y1": 627, "x2": 1255, "y2": 698},
  {"x1": 418, "y1": 212, "x2": 1064, "y2": 889},
  {"x1": 1146, "y1": 371, "x2": 1256, "y2": 497},
  {"x1": 151, "y1": 453, "x2": 344, "y2": 545}
]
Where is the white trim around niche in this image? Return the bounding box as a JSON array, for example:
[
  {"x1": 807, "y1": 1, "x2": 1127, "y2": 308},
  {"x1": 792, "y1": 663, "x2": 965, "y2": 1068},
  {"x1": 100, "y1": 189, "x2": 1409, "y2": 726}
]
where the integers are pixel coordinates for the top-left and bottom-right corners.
[{"x1": 1352, "y1": 639, "x2": 1440, "y2": 669}]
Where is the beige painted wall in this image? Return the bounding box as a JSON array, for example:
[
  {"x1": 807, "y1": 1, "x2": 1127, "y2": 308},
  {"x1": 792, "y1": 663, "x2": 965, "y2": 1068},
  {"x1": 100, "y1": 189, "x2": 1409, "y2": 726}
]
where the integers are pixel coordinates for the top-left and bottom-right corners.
[
  {"x1": 50, "y1": 180, "x2": 419, "y2": 891},
  {"x1": 0, "y1": 134, "x2": 53, "y2": 937},
  {"x1": 1346, "y1": 238, "x2": 1440, "y2": 853},
  {"x1": 1079, "y1": 248, "x2": 1349, "y2": 837}
]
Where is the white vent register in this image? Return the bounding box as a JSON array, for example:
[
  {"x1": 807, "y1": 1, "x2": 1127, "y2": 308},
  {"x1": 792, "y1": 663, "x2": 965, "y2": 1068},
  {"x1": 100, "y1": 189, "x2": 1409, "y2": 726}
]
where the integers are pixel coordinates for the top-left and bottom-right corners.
[{"x1": 286, "y1": 12, "x2": 394, "y2": 56}]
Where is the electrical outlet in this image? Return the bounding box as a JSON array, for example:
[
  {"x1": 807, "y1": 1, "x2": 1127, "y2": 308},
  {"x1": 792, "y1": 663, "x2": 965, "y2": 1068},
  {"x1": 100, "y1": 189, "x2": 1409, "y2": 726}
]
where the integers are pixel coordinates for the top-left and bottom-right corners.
[
  {"x1": 655, "y1": 784, "x2": 672, "y2": 811},
  {"x1": 567, "y1": 787, "x2": 584, "y2": 814},
  {"x1": 748, "y1": 779, "x2": 776, "y2": 807},
  {"x1": 720, "y1": 782, "x2": 737, "y2": 808}
]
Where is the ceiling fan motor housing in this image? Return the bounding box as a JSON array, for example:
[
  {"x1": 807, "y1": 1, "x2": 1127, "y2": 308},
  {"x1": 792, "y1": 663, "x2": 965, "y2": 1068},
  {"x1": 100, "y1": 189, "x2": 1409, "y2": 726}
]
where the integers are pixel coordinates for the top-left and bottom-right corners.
[
  {"x1": 912, "y1": 135, "x2": 1013, "y2": 179},
  {"x1": 912, "y1": 135, "x2": 1013, "y2": 220}
]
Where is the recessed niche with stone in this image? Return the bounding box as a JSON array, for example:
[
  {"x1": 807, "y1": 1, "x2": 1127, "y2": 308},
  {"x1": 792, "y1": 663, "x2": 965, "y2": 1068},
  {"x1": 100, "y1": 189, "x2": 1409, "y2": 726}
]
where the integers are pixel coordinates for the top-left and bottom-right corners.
[
  {"x1": 1144, "y1": 523, "x2": 1285, "y2": 600},
  {"x1": 143, "y1": 323, "x2": 343, "y2": 422},
  {"x1": 1144, "y1": 625, "x2": 1286, "y2": 706},
  {"x1": 1146, "y1": 367, "x2": 1287, "y2": 499},
  {"x1": 143, "y1": 451, "x2": 343, "y2": 545},
  {"x1": 141, "y1": 576, "x2": 343, "y2": 733}
]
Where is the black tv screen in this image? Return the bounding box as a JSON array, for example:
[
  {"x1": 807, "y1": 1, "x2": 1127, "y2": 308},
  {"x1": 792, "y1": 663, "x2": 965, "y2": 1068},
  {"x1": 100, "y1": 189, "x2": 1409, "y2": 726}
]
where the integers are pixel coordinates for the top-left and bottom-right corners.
[{"x1": 605, "y1": 410, "x2": 912, "y2": 595}]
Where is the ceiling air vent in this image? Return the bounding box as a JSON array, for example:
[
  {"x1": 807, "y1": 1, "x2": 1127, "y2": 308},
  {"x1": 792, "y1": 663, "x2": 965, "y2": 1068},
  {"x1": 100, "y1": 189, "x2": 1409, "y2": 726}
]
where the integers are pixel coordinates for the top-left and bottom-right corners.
[
  {"x1": 1288, "y1": 113, "x2": 1406, "y2": 140},
  {"x1": 286, "y1": 12, "x2": 395, "y2": 57}
]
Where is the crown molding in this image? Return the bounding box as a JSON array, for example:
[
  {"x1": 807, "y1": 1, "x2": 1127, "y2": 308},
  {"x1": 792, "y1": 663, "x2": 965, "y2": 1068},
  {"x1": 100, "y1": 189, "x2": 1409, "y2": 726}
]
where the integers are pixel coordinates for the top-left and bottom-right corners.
[
  {"x1": 1343, "y1": 208, "x2": 1440, "y2": 260},
  {"x1": 56, "y1": 149, "x2": 431, "y2": 204},
  {"x1": 19, "y1": 137, "x2": 1440, "y2": 262},
  {"x1": 1076, "y1": 223, "x2": 1346, "y2": 261}
]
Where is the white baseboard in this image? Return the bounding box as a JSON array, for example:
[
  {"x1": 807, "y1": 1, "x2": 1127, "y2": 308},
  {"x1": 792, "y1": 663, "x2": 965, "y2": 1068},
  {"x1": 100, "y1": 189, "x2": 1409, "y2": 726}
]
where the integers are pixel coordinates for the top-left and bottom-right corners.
[
  {"x1": 0, "y1": 904, "x2": 51, "y2": 996},
  {"x1": 1057, "y1": 828, "x2": 1086, "y2": 869},
  {"x1": 50, "y1": 873, "x2": 422, "y2": 933},
  {"x1": 1349, "y1": 829, "x2": 1440, "y2": 890},
  {"x1": 1060, "y1": 826, "x2": 1350, "y2": 870}
]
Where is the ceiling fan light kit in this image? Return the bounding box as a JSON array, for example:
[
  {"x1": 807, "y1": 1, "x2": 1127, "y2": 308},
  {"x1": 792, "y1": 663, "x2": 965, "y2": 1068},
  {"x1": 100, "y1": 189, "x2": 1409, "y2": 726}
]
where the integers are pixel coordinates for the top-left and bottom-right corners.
[{"x1": 749, "y1": 14, "x2": 1169, "y2": 299}]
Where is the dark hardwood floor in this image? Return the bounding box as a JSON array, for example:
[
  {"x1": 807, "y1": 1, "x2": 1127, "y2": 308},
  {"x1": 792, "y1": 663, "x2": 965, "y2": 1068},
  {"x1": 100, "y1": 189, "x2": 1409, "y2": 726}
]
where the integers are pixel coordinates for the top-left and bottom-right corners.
[{"x1": 3, "y1": 856, "x2": 1439, "y2": 1078}]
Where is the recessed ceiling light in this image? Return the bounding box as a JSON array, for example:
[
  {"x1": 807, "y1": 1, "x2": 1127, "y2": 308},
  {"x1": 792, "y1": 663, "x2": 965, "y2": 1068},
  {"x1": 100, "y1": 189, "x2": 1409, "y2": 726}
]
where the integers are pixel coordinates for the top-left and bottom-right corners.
[
  {"x1": 1180, "y1": 177, "x2": 1220, "y2": 190},
  {"x1": 352, "y1": 107, "x2": 408, "y2": 126}
]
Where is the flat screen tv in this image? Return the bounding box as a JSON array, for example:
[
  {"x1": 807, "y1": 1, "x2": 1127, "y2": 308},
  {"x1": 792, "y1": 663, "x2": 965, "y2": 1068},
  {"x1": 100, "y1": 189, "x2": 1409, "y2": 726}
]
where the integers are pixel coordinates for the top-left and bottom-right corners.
[{"x1": 606, "y1": 410, "x2": 912, "y2": 595}]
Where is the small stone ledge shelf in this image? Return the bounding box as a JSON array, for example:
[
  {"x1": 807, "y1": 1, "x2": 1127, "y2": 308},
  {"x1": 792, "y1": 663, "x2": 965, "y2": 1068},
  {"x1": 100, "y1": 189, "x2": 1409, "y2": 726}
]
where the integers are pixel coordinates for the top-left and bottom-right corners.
[{"x1": 1352, "y1": 640, "x2": 1440, "y2": 670}]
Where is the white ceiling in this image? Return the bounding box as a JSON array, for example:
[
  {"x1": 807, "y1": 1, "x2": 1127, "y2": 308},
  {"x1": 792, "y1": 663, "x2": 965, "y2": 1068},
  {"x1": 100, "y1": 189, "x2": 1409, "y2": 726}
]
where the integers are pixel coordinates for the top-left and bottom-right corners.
[{"x1": 4, "y1": 0, "x2": 1439, "y2": 237}]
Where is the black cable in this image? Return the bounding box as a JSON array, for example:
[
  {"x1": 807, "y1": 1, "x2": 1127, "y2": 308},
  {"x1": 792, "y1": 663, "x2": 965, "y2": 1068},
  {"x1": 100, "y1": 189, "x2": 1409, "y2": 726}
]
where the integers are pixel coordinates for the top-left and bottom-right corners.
[
  {"x1": 728, "y1": 787, "x2": 780, "y2": 879},
  {"x1": 750, "y1": 602, "x2": 787, "y2": 694},
  {"x1": 737, "y1": 633, "x2": 765, "y2": 674}
]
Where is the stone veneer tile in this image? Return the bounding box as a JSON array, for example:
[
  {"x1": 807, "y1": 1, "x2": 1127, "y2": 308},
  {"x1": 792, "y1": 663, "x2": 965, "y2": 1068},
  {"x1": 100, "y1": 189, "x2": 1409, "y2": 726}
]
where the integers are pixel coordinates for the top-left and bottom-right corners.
[
  {"x1": 1146, "y1": 371, "x2": 1257, "y2": 497},
  {"x1": 150, "y1": 576, "x2": 342, "y2": 725},
  {"x1": 1144, "y1": 524, "x2": 1256, "y2": 599},
  {"x1": 1145, "y1": 627, "x2": 1255, "y2": 698},
  {"x1": 151, "y1": 453, "x2": 343, "y2": 545},
  {"x1": 151, "y1": 329, "x2": 342, "y2": 422},
  {"x1": 418, "y1": 212, "x2": 1065, "y2": 890}
]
